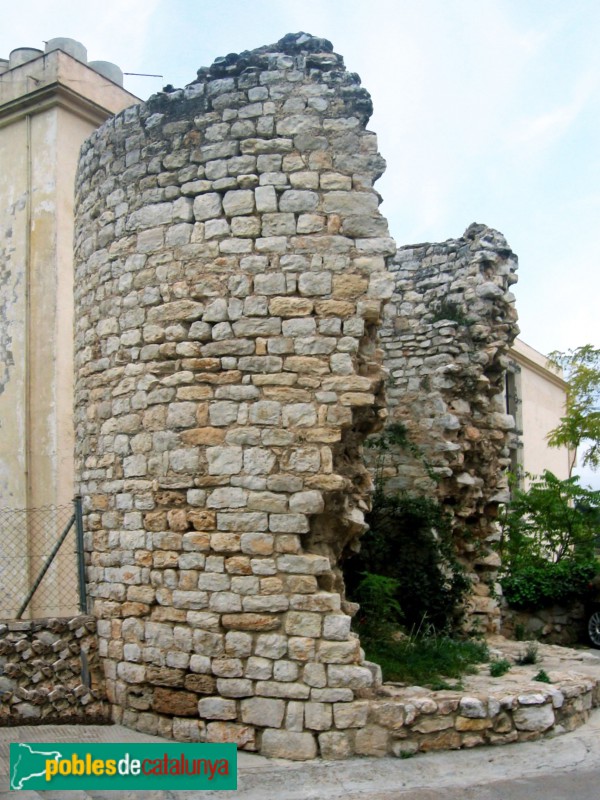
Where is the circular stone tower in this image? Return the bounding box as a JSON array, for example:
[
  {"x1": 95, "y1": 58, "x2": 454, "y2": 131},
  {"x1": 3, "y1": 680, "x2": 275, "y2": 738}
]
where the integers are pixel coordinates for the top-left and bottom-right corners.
[{"x1": 74, "y1": 34, "x2": 394, "y2": 756}]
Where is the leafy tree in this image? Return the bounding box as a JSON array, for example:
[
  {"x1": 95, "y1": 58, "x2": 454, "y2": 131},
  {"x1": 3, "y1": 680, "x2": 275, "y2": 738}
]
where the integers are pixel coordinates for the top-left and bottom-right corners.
[
  {"x1": 547, "y1": 345, "x2": 600, "y2": 474},
  {"x1": 498, "y1": 470, "x2": 599, "y2": 610},
  {"x1": 500, "y1": 470, "x2": 600, "y2": 566}
]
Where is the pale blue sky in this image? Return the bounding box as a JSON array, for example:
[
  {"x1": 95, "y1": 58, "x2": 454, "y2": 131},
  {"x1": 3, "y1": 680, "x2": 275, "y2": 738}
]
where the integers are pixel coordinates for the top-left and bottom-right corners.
[{"x1": 2, "y1": 0, "x2": 599, "y2": 485}]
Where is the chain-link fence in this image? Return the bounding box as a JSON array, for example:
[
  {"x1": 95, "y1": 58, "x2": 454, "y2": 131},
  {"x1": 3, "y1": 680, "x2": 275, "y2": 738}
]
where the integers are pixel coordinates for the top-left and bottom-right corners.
[{"x1": 0, "y1": 498, "x2": 86, "y2": 620}]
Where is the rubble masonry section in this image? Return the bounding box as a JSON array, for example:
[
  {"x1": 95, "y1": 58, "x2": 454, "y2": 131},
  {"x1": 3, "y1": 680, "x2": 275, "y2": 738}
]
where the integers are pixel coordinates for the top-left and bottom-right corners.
[
  {"x1": 370, "y1": 225, "x2": 520, "y2": 632},
  {"x1": 0, "y1": 616, "x2": 108, "y2": 725}
]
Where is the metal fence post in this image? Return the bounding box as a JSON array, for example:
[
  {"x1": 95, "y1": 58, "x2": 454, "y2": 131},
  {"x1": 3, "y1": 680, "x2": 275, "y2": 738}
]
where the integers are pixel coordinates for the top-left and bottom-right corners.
[
  {"x1": 74, "y1": 495, "x2": 88, "y2": 614},
  {"x1": 15, "y1": 511, "x2": 75, "y2": 619}
]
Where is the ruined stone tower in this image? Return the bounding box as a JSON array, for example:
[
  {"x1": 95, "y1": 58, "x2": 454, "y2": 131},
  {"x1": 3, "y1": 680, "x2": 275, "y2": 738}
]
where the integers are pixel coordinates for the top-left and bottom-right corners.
[
  {"x1": 370, "y1": 225, "x2": 520, "y2": 631},
  {"x1": 73, "y1": 33, "x2": 394, "y2": 755}
]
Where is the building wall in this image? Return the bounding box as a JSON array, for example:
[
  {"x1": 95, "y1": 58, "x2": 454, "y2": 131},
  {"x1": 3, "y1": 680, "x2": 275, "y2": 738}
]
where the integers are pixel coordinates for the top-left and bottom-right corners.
[
  {"x1": 0, "y1": 46, "x2": 138, "y2": 511},
  {"x1": 508, "y1": 339, "x2": 571, "y2": 482},
  {"x1": 0, "y1": 42, "x2": 138, "y2": 617}
]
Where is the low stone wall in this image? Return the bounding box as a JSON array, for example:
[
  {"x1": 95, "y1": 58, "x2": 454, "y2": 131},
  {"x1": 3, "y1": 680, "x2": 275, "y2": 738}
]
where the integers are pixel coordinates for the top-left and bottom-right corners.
[
  {"x1": 501, "y1": 604, "x2": 587, "y2": 646},
  {"x1": 257, "y1": 639, "x2": 600, "y2": 758},
  {"x1": 0, "y1": 615, "x2": 109, "y2": 725},
  {"x1": 342, "y1": 681, "x2": 599, "y2": 757}
]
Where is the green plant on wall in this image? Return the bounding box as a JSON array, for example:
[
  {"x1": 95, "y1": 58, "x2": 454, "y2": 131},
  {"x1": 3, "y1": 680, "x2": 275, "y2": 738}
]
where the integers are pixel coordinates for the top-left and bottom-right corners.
[
  {"x1": 345, "y1": 490, "x2": 471, "y2": 634},
  {"x1": 350, "y1": 422, "x2": 477, "y2": 685},
  {"x1": 366, "y1": 422, "x2": 437, "y2": 486},
  {"x1": 430, "y1": 300, "x2": 470, "y2": 326}
]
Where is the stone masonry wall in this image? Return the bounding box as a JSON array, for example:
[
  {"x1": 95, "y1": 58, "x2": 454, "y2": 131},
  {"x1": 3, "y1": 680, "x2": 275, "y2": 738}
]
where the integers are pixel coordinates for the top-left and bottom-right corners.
[
  {"x1": 501, "y1": 603, "x2": 587, "y2": 647},
  {"x1": 0, "y1": 615, "x2": 108, "y2": 725},
  {"x1": 369, "y1": 225, "x2": 519, "y2": 632},
  {"x1": 73, "y1": 34, "x2": 394, "y2": 756}
]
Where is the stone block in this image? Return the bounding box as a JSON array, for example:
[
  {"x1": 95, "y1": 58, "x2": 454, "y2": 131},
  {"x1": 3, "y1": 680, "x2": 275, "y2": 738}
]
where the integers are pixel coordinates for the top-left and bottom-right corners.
[
  {"x1": 221, "y1": 614, "x2": 281, "y2": 632},
  {"x1": 260, "y1": 730, "x2": 317, "y2": 760},
  {"x1": 285, "y1": 612, "x2": 322, "y2": 638},
  {"x1": 206, "y1": 721, "x2": 255, "y2": 748},
  {"x1": 298, "y1": 272, "x2": 332, "y2": 296},
  {"x1": 305, "y1": 702, "x2": 332, "y2": 731},
  {"x1": 317, "y1": 640, "x2": 360, "y2": 664},
  {"x1": 334, "y1": 701, "x2": 369, "y2": 729},
  {"x1": 198, "y1": 697, "x2": 238, "y2": 720},
  {"x1": 193, "y1": 193, "x2": 223, "y2": 221},
  {"x1": 318, "y1": 732, "x2": 353, "y2": 760},
  {"x1": 288, "y1": 637, "x2": 316, "y2": 662},
  {"x1": 327, "y1": 665, "x2": 373, "y2": 690},
  {"x1": 152, "y1": 688, "x2": 197, "y2": 717},
  {"x1": 513, "y1": 704, "x2": 555, "y2": 732},
  {"x1": 241, "y1": 697, "x2": 285, "y2": 728},
  {"x1": 207, "y1": 446, "x2": 243, "y2": 475},
  {"x1": 289, "y1": 490, "x2": 325, "y2": 514},
  {"x1": 459, "y1": 697, "x2": 488, "y2": 719},
  {"x1": 255, "y1": 681, "x2": 310, "y2": 700},
  {"x1": 184, "y1": 674, "x2": 216, "y2": 694},
  {"x1": 217, "y1": 512, "x2": 269, "y2": 532},
  {"x1": 322, "y1": 615, "x2": 351, "y2": 641},
  {"x1": 354, "y1": 725, "x2": 389, "y2": 757}
]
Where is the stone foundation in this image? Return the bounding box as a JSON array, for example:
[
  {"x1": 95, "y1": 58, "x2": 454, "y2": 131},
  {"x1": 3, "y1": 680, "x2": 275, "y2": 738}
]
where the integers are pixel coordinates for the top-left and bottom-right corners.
[
  {"x1": 369, "y1": 225, "x2": 520, "y2": 631},
  {"x1": 74, "y1": 33, "x2": 392, "y2": 752},
  {"x1": 0, "y1": 615, "x2": 108, "y2": 725}
]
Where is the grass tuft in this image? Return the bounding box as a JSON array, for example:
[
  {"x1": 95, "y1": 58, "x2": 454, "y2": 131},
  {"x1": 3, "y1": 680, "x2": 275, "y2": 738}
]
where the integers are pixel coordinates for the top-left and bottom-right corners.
[
  {"x1": 533, "y1": 669, "x2": 551, "y2": 683},
  {"x1": 516, "y1": 641, "x2": 539, "y2": 665},
  {"x1": 489, "y1": 658, "x2": 511, "y2": 677},
  {"x1": 362, "y1": 634, "x2": 488, "y2": 687}
]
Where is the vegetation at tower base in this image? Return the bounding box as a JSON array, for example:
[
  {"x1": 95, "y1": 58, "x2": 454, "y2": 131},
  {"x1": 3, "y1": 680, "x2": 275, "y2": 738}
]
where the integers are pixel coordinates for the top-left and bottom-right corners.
[
  {"x1": 345, "y1": 540, "x2": 488, "y2": 687},
  {"x1": 345, "y1": 488, "x2": 471, "y2": 634},
  {"x1": 498, "y1": 471, "x2": 600, "y2": 611},
  {"x1": 344, "y1": 425, "x2": 482, "y2": 687}
]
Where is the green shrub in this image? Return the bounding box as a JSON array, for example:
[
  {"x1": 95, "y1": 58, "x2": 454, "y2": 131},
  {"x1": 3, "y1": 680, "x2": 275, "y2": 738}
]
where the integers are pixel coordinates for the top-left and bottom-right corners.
[
  {"x1": 501, "y1": 559, "x2": 598, "y2": 610},
  {"x1": 362, "y1": 633, "x2": 488, "y2": 686},
  {"x1": 500, "y1": 471, "x2": 600, "y2": 568},
  {"x1": 352, "y1": 572, "x2": 403, "y2": 640},
  {"x1": 498, "y1": 471, "x2": 600, "y2": 615},
  {"x1": 534, "y1": 669, "x2": 551, "y2": 683},
  {"x1": 345, "y1": 490, "x2": 470, "y2": 634},
  {"x1": 514, "y1": 623, "x2": 527, "y2": 641}
]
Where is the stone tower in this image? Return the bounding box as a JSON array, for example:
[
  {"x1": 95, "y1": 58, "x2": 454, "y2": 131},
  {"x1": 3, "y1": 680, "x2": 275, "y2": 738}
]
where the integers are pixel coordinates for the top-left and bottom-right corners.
[{"x1": 73, "y1": 33, "x2": 394, "y2": 755}]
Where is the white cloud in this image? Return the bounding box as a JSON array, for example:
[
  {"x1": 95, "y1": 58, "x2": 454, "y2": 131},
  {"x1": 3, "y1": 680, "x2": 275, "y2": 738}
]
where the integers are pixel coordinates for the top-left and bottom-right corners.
[{"x1": 507, "y1": 73, "x2": 598, "y2": 153}]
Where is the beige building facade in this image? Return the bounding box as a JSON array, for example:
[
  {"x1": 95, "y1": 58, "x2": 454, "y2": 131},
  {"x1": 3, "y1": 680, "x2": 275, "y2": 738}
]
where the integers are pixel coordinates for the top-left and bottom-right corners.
[
  {"x1": 506, "y1": 338, "x2": 572, "y2": 483},
  {"x1": 0, "y1": 39, "x2": 138, "y2": 616},
  {"x1": 0, "y1": 40, "x2": 138, "y2": 510}
]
